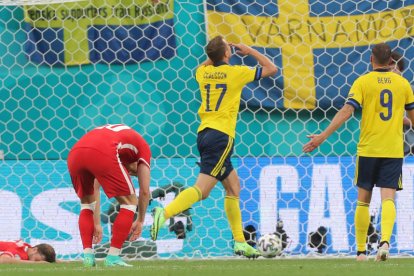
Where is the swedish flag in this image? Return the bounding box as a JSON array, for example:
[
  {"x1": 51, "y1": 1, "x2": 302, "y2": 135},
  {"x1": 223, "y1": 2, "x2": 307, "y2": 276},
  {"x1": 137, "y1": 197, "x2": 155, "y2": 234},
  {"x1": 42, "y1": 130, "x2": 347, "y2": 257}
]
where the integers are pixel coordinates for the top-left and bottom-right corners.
[
  {"x1": 207, "y1": 0, "x2": 414, "y2": 109},
  {"x1": 24, "y1": 0, "x2": 175, "y2": 66}
]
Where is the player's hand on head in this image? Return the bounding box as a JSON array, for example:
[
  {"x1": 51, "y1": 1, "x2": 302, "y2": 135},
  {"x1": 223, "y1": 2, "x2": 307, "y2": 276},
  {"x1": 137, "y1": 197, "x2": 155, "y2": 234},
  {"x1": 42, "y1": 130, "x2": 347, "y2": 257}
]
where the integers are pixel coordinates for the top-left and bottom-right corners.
[
  {"x1": 129, "y1": 220, "x2": 143, "y2": 241},
  {"x1": 93, "y1": 224, "x2": 103, "y2": 244},
  {"x1": 229, "y1": 43, "x2": 252, "y2": 56}
]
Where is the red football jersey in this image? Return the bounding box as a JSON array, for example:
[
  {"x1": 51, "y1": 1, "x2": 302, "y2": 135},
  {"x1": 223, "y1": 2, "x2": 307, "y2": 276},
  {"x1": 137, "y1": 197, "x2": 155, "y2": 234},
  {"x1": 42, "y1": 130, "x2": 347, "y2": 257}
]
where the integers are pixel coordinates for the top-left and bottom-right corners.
[
  {"x1": 72, "y1": 124, "x2": 151, "y2": 168},
  {"x1": 0, "y1": 240, "x2": 31, "y2": 260}
]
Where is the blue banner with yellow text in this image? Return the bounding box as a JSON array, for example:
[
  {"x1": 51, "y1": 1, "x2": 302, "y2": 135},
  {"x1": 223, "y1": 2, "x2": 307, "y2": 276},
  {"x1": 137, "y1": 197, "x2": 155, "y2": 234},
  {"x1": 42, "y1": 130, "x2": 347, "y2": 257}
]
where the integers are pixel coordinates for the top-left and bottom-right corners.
[
  {"x1": 206, "y1": 0, "x2": 414, "y2": 110},
  {"x1": 24, "y1": 0, "x2": 175, "y2": 66}
]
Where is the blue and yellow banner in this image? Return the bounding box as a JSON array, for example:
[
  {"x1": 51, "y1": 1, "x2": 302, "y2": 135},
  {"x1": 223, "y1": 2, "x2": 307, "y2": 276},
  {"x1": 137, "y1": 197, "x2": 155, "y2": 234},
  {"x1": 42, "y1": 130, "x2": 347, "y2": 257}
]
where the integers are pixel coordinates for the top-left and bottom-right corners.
[
  {"x1": 24, "y1": 0, "x2": 175, "y2": 65},
  {"x1": 206, "y1": 0, "x2": 414, "y2": 109}
]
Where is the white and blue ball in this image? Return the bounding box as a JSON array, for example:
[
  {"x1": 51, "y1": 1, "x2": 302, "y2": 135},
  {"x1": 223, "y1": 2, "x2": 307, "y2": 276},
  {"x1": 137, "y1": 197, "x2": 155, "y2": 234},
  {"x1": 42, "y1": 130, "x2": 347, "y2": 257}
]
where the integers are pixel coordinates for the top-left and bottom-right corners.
[{"x1": 257, "y1": 233, "x2": 283, "y2": 258}]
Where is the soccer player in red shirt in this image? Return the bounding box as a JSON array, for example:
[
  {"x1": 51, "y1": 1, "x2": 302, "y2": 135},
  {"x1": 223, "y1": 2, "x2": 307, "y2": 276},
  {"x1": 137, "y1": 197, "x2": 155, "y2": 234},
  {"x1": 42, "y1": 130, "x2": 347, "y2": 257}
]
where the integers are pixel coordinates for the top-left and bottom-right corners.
[
  {"x1": 0, "y1": 240, "x2": 55, "y2": 264},
  {"x1": 67, "y1": 124, "x2": 151, "y2": 267}
]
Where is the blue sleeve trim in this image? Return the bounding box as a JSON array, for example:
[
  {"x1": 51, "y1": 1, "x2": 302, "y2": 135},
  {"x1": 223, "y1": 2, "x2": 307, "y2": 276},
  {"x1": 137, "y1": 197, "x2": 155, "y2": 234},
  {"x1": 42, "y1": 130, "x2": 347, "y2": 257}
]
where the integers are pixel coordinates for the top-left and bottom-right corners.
[
  {"x1": 254, "y1": 67, "x2": 262, "y2": 81},
  {"x1": 346, "y1": 98, "x2": 361, "y2": 109},
  {"x1": 405, "y1": 102, "x2": 414, "y2": 110}
]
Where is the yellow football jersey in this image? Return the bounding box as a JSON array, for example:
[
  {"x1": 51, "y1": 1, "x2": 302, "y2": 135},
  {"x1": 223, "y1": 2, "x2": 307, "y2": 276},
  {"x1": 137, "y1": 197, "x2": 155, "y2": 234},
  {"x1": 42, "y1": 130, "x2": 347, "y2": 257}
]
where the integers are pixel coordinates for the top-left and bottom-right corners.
[
  {"x1": 195, "y1": 63, "x2": 261, "y2": 138},
  {"x1": 346, "y1": 69, "x2": 414, "y2": 158}
]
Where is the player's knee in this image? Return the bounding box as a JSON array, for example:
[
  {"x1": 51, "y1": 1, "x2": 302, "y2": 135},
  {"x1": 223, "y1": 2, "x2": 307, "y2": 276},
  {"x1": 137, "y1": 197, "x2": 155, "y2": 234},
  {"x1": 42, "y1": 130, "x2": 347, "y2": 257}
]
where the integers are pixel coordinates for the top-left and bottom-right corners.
[
  {"x1": 116, "y1": 194, "x2": 138, "y2": 205},
  {"x1": 225, "y1": 190, "x2": 240, "y2": 197},
  {"x1": 195, "y1": 185, "x2": 211, "y2": 200},
  {"x1": 120, "y1": 204, "x2": 137, "y2": 213},
  {"x1": 223, "y1": 184, "x2": 240, "y2": 197},
  {"x1": 80, "y1": 201, "x2": 96, "y2": 211}
]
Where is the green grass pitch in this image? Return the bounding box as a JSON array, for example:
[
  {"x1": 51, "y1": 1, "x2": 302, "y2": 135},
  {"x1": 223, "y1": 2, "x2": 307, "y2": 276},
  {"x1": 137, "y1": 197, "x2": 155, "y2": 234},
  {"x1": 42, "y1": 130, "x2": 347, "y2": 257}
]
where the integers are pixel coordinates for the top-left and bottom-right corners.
[{"x1": 1, "y1": 258, "x2": 414, "y2": 276}]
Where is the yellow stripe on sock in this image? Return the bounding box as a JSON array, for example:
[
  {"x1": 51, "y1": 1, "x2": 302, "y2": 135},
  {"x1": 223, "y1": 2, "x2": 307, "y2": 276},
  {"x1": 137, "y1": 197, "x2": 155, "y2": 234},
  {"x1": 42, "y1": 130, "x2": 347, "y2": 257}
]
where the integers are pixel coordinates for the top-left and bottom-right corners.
[
  {"x1": 357, "y1": 201, "x2": 369, "y2": 207},
  {"x1": 193, "y1": 186, "x2": 202, "y2": 201},
  {"x1": 211, "y1": 137, "x2": 233, "y2": 176}
]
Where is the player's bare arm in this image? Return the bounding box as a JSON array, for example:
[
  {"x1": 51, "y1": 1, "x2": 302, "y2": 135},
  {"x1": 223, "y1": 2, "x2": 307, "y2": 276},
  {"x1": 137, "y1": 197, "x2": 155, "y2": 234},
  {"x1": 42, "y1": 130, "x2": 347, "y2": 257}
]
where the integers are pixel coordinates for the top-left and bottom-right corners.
[
  {"x1": 92, "y1": 180, "x2": 103, "y2": 244},
  {"x1": 0, "y1": 254, "x2": 48, "y2": 264},
  {"x1": 403, "y1": 117, "x2": 412, "y2": 127},
  {"x1": 129, "y1": 163, "x2": 151, "y2": 241},
  {"x1": 303, "y1": 104, "x2": 354, "y2": 153},
  {"x1": 406, "y1": 109, "x2": 414, "y2": 127},
  {"x1": 230, "y1": 43, "x2": 277, "y2": 77}
]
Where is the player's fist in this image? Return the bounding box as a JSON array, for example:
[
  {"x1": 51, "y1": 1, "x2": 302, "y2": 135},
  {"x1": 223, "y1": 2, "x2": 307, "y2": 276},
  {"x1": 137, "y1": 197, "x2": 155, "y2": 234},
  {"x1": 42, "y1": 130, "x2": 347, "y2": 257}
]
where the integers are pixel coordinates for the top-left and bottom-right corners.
[
  {"x1": 129, "y1": 220, "x2": 143, "y2": 241},
  {"x1": 93, "y1": 224, "x2": 103, "y2": 244}
]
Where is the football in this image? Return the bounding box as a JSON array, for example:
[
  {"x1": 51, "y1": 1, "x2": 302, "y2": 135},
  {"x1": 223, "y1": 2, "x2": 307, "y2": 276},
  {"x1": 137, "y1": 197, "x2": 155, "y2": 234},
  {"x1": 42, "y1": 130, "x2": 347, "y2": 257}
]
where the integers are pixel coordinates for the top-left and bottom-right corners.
[{"x1": 257, "y1": 233, "x2": 283, "y2": 258}]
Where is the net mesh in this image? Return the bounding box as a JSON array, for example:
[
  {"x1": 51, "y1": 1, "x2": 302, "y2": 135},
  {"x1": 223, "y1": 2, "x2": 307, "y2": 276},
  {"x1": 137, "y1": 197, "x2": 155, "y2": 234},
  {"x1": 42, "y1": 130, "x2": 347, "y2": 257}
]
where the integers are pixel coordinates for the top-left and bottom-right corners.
[{"x1": 1, "y1": 0, "x2": 414, "y2": 260}]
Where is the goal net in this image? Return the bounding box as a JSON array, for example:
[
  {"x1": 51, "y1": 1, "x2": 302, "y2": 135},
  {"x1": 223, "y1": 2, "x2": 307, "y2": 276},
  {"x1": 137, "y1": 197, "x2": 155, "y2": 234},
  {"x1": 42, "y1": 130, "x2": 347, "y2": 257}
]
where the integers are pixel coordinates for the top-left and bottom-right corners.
[{"x1": 1, "y1": 0, "x2": 414, "y2": 260}]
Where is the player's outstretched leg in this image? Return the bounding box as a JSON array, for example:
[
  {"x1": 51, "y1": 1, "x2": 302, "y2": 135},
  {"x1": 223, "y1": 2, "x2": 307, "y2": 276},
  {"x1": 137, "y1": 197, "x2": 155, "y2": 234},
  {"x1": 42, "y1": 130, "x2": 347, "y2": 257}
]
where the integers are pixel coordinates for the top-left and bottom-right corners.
[
  {"x1": 376, "y1": 241, "x2": 390, "y2": 262},
  {"x1": 234, "y1": 241, "x2": 261, "y2": 259},
  {"x1": 151, "y1": 207, "x2": 166, "y2": 241},
  {"x1": 104, "y1": 255, "x2": 132, "y2": 267},
  {"x1": 83, "y1": 253, "x2": 96, "y2": 267}
]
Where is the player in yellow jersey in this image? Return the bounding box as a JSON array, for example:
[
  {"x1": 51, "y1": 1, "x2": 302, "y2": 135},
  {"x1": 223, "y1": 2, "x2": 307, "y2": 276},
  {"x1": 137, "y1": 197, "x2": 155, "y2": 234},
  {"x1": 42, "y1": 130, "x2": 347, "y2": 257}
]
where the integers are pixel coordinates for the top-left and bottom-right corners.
[
  {"x1": 150, "y1": 35, "x2": 277, "y2": 258},
  {"x1": 303, "y1": 43, "x2": 414, "y2": 262}
]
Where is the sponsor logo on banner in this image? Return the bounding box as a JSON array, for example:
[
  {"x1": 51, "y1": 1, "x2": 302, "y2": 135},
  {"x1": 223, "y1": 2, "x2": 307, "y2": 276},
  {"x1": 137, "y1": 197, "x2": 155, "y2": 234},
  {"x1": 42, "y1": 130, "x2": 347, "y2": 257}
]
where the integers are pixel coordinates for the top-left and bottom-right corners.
[
  {"x1": 1, "y1": 157, "x2": 414, "y2": 258},
  {"x1": 23, "y1": 0, "x2": 176, "y2": 65}
]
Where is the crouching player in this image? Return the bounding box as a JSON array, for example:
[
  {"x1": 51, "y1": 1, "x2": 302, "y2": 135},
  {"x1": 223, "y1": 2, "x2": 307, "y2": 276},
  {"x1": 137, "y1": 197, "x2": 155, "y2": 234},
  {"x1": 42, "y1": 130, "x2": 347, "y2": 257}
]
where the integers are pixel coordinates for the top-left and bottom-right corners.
[{"x1": 67, "y1": 124, "x2": 151, "y2": 267}]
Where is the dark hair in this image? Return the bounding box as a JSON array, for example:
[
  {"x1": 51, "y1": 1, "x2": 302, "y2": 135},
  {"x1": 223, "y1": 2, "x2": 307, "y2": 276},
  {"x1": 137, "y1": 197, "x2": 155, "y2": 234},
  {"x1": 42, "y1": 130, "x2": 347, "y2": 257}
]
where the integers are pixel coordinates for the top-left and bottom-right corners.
[
  {"x1": 390, "y1": 51, "x2": 404, "y2": 72},
  {"x1": 206, "y1": 35, "x2": 227, "y2": 63},
  {"x1": 35, "y1": 244, "x2": 56, "y2": 263},
  {"x1": 372, "y1": 43, "x2": 391, "y2": 66}
]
